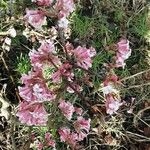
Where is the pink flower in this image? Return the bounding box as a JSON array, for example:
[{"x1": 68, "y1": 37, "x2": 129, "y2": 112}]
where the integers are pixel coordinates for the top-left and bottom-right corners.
[
  {"x1": 117, "y1": 39, "x2": 131, "y2": 56},
  {"x1": 58, "y1": 100, "x2": 75, "y2": 120},
  {"x1": 103, "y1": 74, "x2": 118, "y2": 86},
  {"x1": 74, "y1": 107, "x2": 83, "y2": 115},
  {"x1": 65, "y1": 41, "x2": 74, "y2": 55},
  {"x1": 19, "y1": 70, "x2": 44, "y2": 101},
  {"x1": 102, "y1": 75, "x2": 119, "y2": 95},
  {"x1": 36, "y1": 141, "x2": 43, "y2": 150},
  {"x1": 17, "y1": 102, "x2": 48, "y2": 125},
  {"x1": 115, "y1": 39, "x2": 131, "y2": 68},
  {"x1": 54, "y1": 0, "x2": 75, "y2": 18},
  {"x1": 19, "y1": 83, "x2": 55, "y2": 102},
  {"x1": 58, "y1": 127, "x2": 78, "y2": 148},
  {"x1": 19, "y1": 85, "x2": 36, "y2": 101},
  {"x1": 89, "y1": 47, "x2": 97, "y2": 57},
  {"x1": 29, "y1": 41, "x2": 60, "y2": 69},
  {"x1": 115, "y1": 53, "x2": 126, "y2": 68},
  {"x1": 24, "y1": 9, "x2": 46, "y2": 29},
  {"x1": 45, "y1": 132, "x2": 55, "y2": 147},
  {"x1": 20, "y1": 69, "x2": 44, "y2": 85},
  {"x1": 32, "y1": 0, "x2": 52, "y2": 6},
  {"x1": 73, "y1": 46, "x2": 96, "y2": 70},
  {"x1": 19, "y1": 69, "x2": 55, "y2": 102},
  {"x1": 51, "y1": 63, "x2": 74, "y2": 83},
  {"x1": 32, "y1": 84, "x2": 56, "y2": 101},
  {"x1": 105, "y1": 94, "x2": 122, "y2": 115},
  {"x1": 74, "y1": 116, "x2": 90, "y2": 141}
]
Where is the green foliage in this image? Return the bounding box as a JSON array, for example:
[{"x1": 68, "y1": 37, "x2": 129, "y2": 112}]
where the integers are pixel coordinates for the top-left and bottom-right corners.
[
  {"x1": 128, "y1": 11, "x2": 149, "y2": 37},
  {"x1": 114, "y1": 8, "x2": 125, "y2": 23},
  {"x1": 71, "y1": 14, "x2": 95, "y2": 39},
  {"x1": 16, "y1": 54, "x2": 31, "y2": 75},
  {"x1": 0, "y1": 0, "x2": 8, "y2": 8}
]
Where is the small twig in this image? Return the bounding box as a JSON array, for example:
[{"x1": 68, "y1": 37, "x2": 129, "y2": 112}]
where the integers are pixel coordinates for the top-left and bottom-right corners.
[
  {"x1": 0, "y1": 31, "x2": 9, "y2": 36},
  {"x1": 10, "y1": 115, "x2": 17, "y2": 150},
  {"x1": 120, "y1": 68, "x2": 150, "y2": 82},
  {"x1": 124, "y1": 82, "x2": 150, "y2": 90},
  {"x1": 57, "y1": 27, "x2": 69, "y2": 59},
  {"x1": 126, "y1": 131, "x2": 150, "y2": 142},
  {"x1": 133, "y1": 106, "x2": 150, "y2": 128}
]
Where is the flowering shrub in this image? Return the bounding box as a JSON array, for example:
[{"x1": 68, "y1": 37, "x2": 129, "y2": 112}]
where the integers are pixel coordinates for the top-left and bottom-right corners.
[{"x1": 16, "y1": 0, "x2": 132, "y2": 149}]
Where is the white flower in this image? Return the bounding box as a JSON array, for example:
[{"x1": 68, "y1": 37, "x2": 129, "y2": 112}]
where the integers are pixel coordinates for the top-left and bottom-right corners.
[
  {"x1": 4, "y1": 37, "x2": 11, "y2": 45},
  {"x1": 58, "y1": 17, "x2": 69, "y2": 29},
  {"x1": 102, "y1": 83, "x2": 118, "y2": 95},
  {"x1": 8, "y1": 28, "x2": 16, "y2": 37}
]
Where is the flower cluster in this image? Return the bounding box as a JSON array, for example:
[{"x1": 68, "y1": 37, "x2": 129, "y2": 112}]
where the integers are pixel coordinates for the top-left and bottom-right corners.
[
  {"x1": 59, "y1": 117, "x2": 90, "y2": 149},
  {"x1": 33, "y1": 132, "x2": 55, "y2": 150},
  {"x1": 102, "y1": 39, "x2": 131, "y2": 115},
  {"x1": 65, "y1": 42, "x2": 96, "y2": 70},
  {"x1": 17, "y1": 0, "x2": 133, "y2": 149},
  {"x1": 16, "y1": 101, "x2": 48, "y2": 125},
  {"x1": 58, "y1": 100, "x2": 90, "y2": 148},
  {"x1": 25, "y1": 9, "x2": 47, "y2": 29},
  {"x1": 29, "y1": 40, "x2": 60, "y2": 69},
  {"x1": 25, "y1": 0, "x2": 75, "y2": 29},
  {"x1": 17, "y1": 0, "x2": 96, "y2": 147},
  {"x1": 18, "y1": 69, "x2": 55, "y2": 102},
  {"x1": 102, "y1": 74, "x2": 122, "y2": 115}
]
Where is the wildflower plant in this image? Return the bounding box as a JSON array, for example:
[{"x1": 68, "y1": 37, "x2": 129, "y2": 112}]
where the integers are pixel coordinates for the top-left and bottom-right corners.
[{"x1": 16, "y1": 0, "x2": 133, "y2": 149}]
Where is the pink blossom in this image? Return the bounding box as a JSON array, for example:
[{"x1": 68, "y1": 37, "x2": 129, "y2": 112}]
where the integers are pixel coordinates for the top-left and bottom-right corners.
[
  {"x1": 20, "y1": 69, "x2": 44, "y2": 85},
  {"x1": 32, "y1": 0, "x2": 52, "y2": 6},
  {"x1": 29, "y1": 41, "x2": 60, "y2": 69},
  {"x1": 115, "y1": 39, "x2": 131, "y2": 68},
  {"x1": 19, "y1": 70, "x2": 55, "y2": 102},
  {"x1": 65, "y1": 41, "x2": 74, "y2": 55},
  {"x1": 19, "y1": 85, "x2": 36, "y2": 101},
  {"x1": 17, "y1": 101, "x2": 48, "y2": 125},
  {"x1": 103, "y1": 74, "x2": 118, "y2": 86},
  {"x1": 102, "y1": 75, "x2": 119, "y2": 95},
  {"x1": 45, "y1": 132, "x2": 55, "y2": 147},
  {"x1": 54, "y1": 0, "x2": 75, "y2": 18},
  {"x1": 58, "y1": 127, "x2": 78, "y2": 148},
  {"x1": 74, "y1": 116, "x2": 90, "y2": 141},
  {"x1": 19, "y1": 83, "x2": 55, "y2": 102},
  {"x1": 75, "y1": 107, "x2": 83, "y2": 115},
  {"x1": 32, "y1": 84, "x2": 56, "y2": 101},
  {"x1": 19, "y1": 70, "x2": 44, "y2": 101},
  {"x1": 36, "y1": 141, "x2": 43, "y2": 150},
  {"x1": 105, "y1": 94, "x2": 122, "y2": 115},
  {"x1": 117, "y1": 39, "x2": 131, "y2": 56},
  {"x1": 89, "y1": 47, "x2": 97, "y2": 57},
  {"x1": 24, "y1": 9, "x2": 46, "y2": 29},
  {"x1": 51, "y1": 63, "x2": 74, "y2": 83},
  {"x1": 58, "y1": 100, "x2": 75, "y2": 120},
  {"x1": 73, "y1": 46, "x2": 96, "y2": 70},
  {"x1": 115, "y1": 53, "x2": 126, "y2": 68}
]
